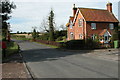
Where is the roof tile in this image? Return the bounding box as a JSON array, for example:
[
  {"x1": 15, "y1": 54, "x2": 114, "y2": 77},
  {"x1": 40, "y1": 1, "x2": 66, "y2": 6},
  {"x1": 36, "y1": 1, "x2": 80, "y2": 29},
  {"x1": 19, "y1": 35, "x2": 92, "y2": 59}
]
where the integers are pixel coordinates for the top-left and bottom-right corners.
[{"x1": 79, "y1": 8, "x2": 119, "y2": 22}]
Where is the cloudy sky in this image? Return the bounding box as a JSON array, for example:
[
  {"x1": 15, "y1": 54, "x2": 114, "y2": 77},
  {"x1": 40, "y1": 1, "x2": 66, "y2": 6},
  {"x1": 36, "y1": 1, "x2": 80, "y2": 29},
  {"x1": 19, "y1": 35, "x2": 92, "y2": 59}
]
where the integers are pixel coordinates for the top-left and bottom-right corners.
[{"x1": 9, "y1": 0, "x2": 120, "y2": 33}]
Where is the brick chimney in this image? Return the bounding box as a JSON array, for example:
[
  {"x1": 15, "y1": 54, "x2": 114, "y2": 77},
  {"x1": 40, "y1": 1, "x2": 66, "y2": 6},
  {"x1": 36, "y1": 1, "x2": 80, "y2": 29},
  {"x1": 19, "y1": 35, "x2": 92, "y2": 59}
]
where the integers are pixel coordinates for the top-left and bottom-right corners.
[
  {"x1": 106, "y1": 2, "x2": 112, "y2": 13},
  {"x1": 73, "y1": 4, "x2": 77, "y2": 17}
]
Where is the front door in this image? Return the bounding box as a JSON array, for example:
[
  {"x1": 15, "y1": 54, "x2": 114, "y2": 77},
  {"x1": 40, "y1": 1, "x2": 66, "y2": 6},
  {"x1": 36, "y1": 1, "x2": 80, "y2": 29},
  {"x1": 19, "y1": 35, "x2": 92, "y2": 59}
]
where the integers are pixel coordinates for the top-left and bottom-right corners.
[{"x1": 104, "y1": 36, "x2": 109, "y2": 43}]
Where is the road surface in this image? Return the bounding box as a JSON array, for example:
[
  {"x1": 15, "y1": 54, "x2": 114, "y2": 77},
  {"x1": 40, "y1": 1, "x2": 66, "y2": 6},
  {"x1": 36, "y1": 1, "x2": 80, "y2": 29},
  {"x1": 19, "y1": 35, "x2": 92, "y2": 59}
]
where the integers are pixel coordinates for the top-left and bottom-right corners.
[{"x1": 16, "y1": 40, "x2": 118, "y2": 78}]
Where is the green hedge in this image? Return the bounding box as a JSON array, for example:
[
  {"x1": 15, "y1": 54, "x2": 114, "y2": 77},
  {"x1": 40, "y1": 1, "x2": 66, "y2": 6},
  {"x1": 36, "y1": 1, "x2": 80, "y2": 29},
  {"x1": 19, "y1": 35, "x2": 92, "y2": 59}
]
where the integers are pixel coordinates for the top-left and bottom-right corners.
[{"x1": 61, "y1": 39, "x2": 101, "y2": 50}]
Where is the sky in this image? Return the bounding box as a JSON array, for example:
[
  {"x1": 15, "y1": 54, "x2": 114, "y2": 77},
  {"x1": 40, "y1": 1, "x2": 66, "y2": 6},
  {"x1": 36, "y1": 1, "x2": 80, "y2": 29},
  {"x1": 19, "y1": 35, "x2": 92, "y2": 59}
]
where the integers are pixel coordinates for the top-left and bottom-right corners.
[{"x1": 9, "y1": 0, "x2": 120, "y2": 33}]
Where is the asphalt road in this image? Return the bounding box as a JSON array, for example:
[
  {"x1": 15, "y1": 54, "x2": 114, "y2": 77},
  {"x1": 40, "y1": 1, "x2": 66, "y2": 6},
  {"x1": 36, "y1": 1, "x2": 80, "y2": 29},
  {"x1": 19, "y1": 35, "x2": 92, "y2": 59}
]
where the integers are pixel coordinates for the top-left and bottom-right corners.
[{"x1": 16, "y1": 40, "x2": 118, "y2": 78}]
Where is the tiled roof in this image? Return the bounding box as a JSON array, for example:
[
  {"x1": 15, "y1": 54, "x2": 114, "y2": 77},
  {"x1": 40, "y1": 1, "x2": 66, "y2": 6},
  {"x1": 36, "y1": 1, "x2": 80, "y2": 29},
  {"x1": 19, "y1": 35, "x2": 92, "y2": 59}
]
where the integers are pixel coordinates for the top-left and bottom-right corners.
[
  {"x1": 66, "y1": 16, "x2": 74, "y2": 27},
  {"x1": 79, "y1": 8, "x2": 119, "y2": 22},
  {"x1": 69, "y1": 16, "x2": 74, "y2": 22},
  {"x1": 66, "y1": 23, "x2": 70, "y2": 27}
]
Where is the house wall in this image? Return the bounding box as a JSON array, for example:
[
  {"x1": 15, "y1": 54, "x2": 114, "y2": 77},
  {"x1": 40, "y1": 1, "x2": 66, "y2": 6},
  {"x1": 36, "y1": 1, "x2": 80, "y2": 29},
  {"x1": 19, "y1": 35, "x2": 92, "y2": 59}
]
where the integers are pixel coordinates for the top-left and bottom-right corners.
[
  {"x1": 86, "y1": 22, "x2": 115, "y2": 38},
  {"x1": 67, "y1": 25, "x2": 74, "y2": 40},
  {"x1": 74, "y1": 11, "x2": 85, "y2": 40}
]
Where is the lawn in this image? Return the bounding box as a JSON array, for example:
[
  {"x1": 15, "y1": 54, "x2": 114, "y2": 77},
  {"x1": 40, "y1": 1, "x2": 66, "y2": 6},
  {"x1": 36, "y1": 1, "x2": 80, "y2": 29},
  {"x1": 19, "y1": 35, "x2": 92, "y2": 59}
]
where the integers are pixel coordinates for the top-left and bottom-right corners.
[
  {"x1": 12, "y1": 37, "x2": 31, "y2": 41},
  {"x1": 2, "y1": 41, "x2": 19, "y2": 58},
  {"x1": 56, "y1": 41, "x2": 66, "y2": 42},
  {"x1": 36, "y1": 42, "x2": 59, "y2": 48},
  {"x1": 6, "y1": 41, "x2": 19, "y2": 56}
]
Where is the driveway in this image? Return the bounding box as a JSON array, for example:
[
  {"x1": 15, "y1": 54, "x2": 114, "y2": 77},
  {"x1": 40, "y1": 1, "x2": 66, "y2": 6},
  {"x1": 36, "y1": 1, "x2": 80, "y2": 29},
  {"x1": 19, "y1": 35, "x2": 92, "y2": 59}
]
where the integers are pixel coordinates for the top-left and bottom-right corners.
[{"x1": 16, "y1": 40, "x2": 118, "y2": 78}]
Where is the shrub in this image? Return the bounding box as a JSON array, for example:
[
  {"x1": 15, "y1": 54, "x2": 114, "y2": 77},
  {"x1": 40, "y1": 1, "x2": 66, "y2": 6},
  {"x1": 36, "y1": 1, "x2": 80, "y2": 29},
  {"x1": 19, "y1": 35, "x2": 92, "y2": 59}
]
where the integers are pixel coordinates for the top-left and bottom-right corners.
[
  {"x1": 60, "y1": 39, "x2": 101, "y2": 50},
  {"x1": 38, "y1": 33, "x2": 49, "y2": 40},
  {"x1": 62, "y1": 40, "x2": 85, "y2": 49},
  {"x1": 56, "y1": 36, "x2": 63, "y2": 41},
  {"x1": 85, "y1": 38, "x2": 101, "y2": 49}
]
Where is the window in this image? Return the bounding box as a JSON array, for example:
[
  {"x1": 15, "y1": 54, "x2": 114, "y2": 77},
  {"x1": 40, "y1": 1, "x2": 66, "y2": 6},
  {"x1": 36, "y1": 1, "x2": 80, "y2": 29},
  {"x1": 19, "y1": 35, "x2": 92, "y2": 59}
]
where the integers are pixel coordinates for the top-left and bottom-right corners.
[
  {"x1": 70, "y1": 21, "x2": 73, "y2": 29},
  {"x1": 78, "y1": 18, "x2": 83, "y2": 27},
  {"x1": 70, "y1": 32, "x2": 74, "y2": 39},
  {"x1": 79, "y1": 34, "x2": 83, "y2": 39},
  {"x1": 109, "y1": 23, "x2": 114, "y2": 29},
  {"x1": 91, "y1": 23, "x2": 96, "y2": 29}
]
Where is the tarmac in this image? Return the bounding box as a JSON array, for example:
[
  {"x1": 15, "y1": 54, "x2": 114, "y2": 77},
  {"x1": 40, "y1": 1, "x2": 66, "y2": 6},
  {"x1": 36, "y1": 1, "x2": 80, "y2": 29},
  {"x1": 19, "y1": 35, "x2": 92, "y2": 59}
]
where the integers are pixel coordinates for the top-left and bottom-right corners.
[{"x1": 2, "y1": 48, "x2": 119, "y2": 79}]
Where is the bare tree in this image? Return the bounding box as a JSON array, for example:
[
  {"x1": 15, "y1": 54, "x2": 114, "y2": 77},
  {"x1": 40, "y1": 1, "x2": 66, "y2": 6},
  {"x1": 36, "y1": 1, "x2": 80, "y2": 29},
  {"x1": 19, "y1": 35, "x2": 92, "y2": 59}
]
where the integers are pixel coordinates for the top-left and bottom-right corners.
[{"x1": 39, "y1": 18, "x2": 49, "y2": 33}]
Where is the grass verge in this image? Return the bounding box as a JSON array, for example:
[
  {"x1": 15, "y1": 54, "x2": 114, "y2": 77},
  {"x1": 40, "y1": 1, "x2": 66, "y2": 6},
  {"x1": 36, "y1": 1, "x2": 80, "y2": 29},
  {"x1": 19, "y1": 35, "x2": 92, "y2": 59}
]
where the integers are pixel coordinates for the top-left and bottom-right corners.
[
  {"x1": 2, "y1": 41, "x2": 19, "y2": 60},
  {"x1": 36, "y1": 42, "x2": 59, "y2": 48},
  {"x1": 6, "y1": 41, "x2": 19, "y2": 56},
  {"x1": 12, "y1": 37, "x2": 31, "y2": 41}
]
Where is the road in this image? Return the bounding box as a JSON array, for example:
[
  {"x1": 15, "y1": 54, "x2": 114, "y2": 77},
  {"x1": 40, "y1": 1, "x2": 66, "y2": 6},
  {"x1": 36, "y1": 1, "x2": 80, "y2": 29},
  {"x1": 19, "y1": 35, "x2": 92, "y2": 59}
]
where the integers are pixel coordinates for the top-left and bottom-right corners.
[{"x1": 16, "y1": 40, "x2": 118, "y2": 78}]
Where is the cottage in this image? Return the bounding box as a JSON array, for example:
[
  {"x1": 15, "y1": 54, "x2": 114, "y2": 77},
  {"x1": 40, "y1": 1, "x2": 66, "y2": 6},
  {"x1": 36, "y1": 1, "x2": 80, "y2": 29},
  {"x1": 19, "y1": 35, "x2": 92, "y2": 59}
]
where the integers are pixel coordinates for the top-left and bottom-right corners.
[{"x1": 66, "y1": 2, "x2": 119, "y2": 43}]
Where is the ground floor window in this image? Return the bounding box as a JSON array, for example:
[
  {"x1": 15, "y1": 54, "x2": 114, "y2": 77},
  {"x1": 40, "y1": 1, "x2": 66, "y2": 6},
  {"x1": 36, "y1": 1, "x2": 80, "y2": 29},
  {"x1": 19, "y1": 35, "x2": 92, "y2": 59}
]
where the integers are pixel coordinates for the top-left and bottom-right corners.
[
  {"x1": 79, "y1": 34, "x2": 83, "y2": 39},
  {"x1": 70, "y1": 32, "x2": 74, "y2": 39}
]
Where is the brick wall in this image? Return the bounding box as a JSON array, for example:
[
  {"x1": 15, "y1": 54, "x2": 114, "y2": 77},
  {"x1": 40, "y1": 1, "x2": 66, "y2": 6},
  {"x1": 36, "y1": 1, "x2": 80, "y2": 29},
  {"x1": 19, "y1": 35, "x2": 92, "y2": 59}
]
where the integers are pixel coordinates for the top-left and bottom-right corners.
[
  {"x1": 86, "y1": 22, "x2": 115, "y2": 38},
  {"x1": 68, "y1": 11, "x2": 85, "y2": 40},
  {"x1": 74, "y1": 12, "x2": 85, "y2": 39}
]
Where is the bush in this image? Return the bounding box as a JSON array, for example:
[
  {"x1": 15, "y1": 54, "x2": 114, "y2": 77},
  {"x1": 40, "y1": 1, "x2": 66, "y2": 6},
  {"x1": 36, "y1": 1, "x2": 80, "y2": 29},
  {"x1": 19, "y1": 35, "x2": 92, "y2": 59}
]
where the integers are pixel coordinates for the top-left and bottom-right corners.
[
  {"x1": 62, "y1": 40, "x2": 85, "y2": 49},
  {"x1": 56, "y1": 36, "x2": 63, "y2": 41},
  {"x1": 38, "y1": 33, "x2": 49, "y2": 40},
  {"x1": 85, "y1": 38, "x2": 101, "y2": 49},
  {"x1": 60, "y1": 39, "x2": 101, "y2": 50}
]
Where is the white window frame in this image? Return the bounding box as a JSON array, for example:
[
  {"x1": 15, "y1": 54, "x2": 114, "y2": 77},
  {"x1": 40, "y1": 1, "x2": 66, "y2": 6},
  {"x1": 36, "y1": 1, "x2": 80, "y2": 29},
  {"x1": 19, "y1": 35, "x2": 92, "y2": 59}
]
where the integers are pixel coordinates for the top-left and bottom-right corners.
[
  {"x1": 79, "y1": 34, "x2": 83, "y2": 39},
  {"x1": 91, "y1": 23, "x2": 96, "y2": 29},
  {"x1": 109, "y1": 23, "x2": 114, "y2": 29},
  {"x1": 70, "y1": 32, "x2": 74, "y2": 39},
  {"x1": 78, "y1": 18, "x2": 83, "y2": 27}
]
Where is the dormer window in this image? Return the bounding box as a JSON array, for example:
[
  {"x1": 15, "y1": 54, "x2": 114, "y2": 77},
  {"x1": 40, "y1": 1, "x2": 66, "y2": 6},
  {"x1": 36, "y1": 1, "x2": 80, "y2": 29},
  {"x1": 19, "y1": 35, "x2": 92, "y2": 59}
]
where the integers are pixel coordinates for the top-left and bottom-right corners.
[
  {"x1": 91, "y1": 23, "x2": 96, "y2": 29},
  {"x1": 109, "y1": 23, "x2": 114, "y2": 29},
  {"x1": 78, "y1": 18, "x2": 83, "y2": 27},
  {"x1": 70, "y1": 20, "x2": 73, "y2": 29}
]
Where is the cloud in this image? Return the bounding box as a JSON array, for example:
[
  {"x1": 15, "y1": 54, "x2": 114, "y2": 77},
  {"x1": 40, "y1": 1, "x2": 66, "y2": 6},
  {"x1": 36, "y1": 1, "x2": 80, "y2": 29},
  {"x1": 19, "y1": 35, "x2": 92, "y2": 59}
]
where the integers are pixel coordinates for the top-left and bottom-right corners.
[
  {"x1": 10, "y1": 0, "x2": 120, "y2": 2},
  {"x1": 9, "y1": 1, "x2": 119, "y2": 33}
]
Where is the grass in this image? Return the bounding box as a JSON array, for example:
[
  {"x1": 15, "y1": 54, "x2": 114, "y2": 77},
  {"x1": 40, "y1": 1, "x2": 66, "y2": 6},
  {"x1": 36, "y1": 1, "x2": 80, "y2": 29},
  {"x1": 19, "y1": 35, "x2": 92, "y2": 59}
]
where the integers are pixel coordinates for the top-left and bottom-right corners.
[
  {"x1": 5, "y1": 41, "x2": 19, "y2": 57},
  {"x1": 36, "y1": 42, "x2": 59, "y2": 48},
  {"x1": 12, "y1": 37, "x2": 31, "y2": 40},
  {"x1": 56, "y1": 41, "x2": 66, "y2": 42}
]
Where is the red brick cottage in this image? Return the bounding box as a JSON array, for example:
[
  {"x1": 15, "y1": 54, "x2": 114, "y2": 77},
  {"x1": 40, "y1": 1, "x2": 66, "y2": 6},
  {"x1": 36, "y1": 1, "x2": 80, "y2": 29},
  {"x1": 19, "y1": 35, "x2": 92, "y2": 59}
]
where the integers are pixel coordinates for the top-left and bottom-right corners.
[{"x1": 66, "y1": 2, "x2": 119, "y2": 43}]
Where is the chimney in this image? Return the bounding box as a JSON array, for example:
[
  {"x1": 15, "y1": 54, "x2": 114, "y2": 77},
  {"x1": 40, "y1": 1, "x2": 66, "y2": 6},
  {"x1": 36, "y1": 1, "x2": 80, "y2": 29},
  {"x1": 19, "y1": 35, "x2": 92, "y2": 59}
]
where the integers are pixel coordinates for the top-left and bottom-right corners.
[
  {"x1": 73, "y1": 4, "x2": 77, "y2": 17},
  {"x1": 106, "y1": 2, "x2": 112, "y2": 13}
]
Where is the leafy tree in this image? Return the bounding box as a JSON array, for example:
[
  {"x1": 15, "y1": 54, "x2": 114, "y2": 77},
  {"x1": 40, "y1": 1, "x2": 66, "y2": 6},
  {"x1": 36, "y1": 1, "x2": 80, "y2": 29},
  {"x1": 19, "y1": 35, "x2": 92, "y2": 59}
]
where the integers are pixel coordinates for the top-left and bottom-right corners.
[
  {"x1": 118, "y1": 24, "x2": 120, "y2": 40},
  {"x1": 111, "y1": 29, "x2": 119, "y2": 41},
  {"x1": 48, "y1": 9, "x2": 55, "y2": 41},
  {"x1": 32, "y1": 28, "x2": 39, "y2": 40},
  {"x1": 0, "y1": 0, "x2": 16, "y2": 40},
  {"x1": 17, "y1": 31, "x2": 19, "y2": 34},
  {"x1": 32, "y1": 28, "x2": 37, "y2": 40}
]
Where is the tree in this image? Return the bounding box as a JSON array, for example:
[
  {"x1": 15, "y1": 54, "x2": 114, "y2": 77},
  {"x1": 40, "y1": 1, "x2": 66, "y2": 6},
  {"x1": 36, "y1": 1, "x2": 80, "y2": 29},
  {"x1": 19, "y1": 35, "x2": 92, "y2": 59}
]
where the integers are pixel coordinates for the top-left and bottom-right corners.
[
  {"x1": 40, "y1": 18, "x2": 49, "y2": 33},
  {"x1": 32, "y1": 28, "x2": 37, "y2": 40},
  {"x1": 111, "y1": 28, "x2": 119, "y2": 41},
  {"x1": 17, "y1": 31, "x2": 19, "y2": 34},
  {"x1": 48, "y1": 9, "x2": 55, "y2": 41},
  {"x1": 118, "y1": 24, "x2": 120, "y2": 40},
  {"x1": 59, "y1": 24, "x2": 66, "y2": 30},
  {"x1": 0, "y1": 0, "x2": 16, "y2": 40},
  {"x1": 32, "y1": 27, "x2": 39, "y2": 40}
]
